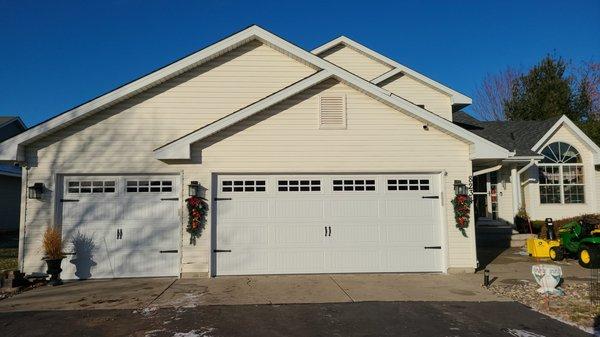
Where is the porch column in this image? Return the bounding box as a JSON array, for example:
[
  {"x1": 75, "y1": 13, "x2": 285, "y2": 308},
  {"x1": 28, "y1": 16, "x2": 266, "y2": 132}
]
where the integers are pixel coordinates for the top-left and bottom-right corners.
[{"x1": 510, "y1": 166, "x2": 521, "y2": 217}]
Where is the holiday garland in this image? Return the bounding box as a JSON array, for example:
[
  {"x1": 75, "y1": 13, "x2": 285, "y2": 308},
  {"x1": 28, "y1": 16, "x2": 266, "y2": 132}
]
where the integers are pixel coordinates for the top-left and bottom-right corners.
[
  {"x1": 185, "y1": 196, "x2": 208, "y2": 244},
  {"x1": 451, "y1": 193, "x2": 472, "y2": 237}
]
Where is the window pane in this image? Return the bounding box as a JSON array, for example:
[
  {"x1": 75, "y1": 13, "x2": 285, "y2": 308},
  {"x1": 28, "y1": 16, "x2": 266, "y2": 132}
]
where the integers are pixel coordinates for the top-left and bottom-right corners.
[
  {"x1": 540, "y1": 186, "x2": 561, "y2": 204},
  {"x1": 564, "y1": 185, "x2": 585, "y2": 204}
]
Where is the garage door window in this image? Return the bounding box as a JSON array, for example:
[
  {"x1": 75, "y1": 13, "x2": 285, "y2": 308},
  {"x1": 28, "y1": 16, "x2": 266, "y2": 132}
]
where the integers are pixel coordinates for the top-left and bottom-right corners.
[
  {"x1": 333, "y1": 179, "x2": 375, "y2": 191},
  {"x1": 278, "y1": 180, "x2": 321, "y2": 192},
  {"x1": 222, "y1": 180, "x2": 266, "y2": 192},
  {"x1": 126, "y1": 180, "x2": 173, "y2": 193},
  {"x1": 387, "y1": 179, "x2": 430, "y2": 191},
  {"x1": 67, "y1": 180, "x2": 116, "y2": 194}
]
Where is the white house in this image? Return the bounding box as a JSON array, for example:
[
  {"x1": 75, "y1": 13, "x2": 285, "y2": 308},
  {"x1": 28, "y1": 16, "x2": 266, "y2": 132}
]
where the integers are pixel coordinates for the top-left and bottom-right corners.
[{"x1": 0, "y1": 26, "x2": 598, "y2": 279}]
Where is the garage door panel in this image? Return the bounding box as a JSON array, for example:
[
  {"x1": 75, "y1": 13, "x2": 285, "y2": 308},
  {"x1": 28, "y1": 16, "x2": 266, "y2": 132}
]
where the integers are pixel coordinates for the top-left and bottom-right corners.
[
  {"x1": 327, "y1": 199, "x2": 379, "y2": 217},
  {"x1": 215, "y1": 173, "x2": 443, "y2": 276},
  {"x1": 383, "y1": 199, "x2": 436, "y2": 218},
  {"x1": 326, "y1": 249, "x2": 381, "y2": 273},
  {"x1": 271, "y1": 250, "x2": 325, "y2": 274},
  {"x1": 218, "y1": 200, "x2": 270, "y2": 219},
  {"x1": 218, "y1": 225, "x2": 268, "y2": 246},
  {"x1": 273, "y1": 199, "x2": 324, "y2": 218},
  {"x1": 62, "y1": 201, "x2": 119, "y2": 222},
  {"x1": 272, "y1": 224, "x2": 325, "y2": 245},
  {"x1": 60, "y1": 175, "x2": 180, "y2": 280}
]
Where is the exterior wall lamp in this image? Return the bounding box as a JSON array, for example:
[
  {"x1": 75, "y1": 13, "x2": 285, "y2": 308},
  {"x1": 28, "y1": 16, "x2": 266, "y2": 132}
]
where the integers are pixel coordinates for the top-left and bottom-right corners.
[
  {"x1": 188, "y1": 181, "x2": 200, "y2": 197},
  {"x1": 28, "y1": 183, "x2": 45, "y2": 199},
  {"x1": 454, "y1": 180, "x2": 468, "y2": 195}
]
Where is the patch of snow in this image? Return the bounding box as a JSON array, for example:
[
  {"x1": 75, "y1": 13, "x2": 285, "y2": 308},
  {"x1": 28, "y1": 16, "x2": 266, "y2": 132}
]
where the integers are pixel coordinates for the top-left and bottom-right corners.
[
  {"x1": 172, "y1": 328, "x2": 214, "y2": 337},
  {"x1": 140, "y1": 306, "x2": 159, "y2": 316},
  {"x1": 514, "y1": 250, "x2": 530, "y2": 256},
  {"x1": 503, "y1": 328, "x2": 546, "y2": 337},
  {"x1": 145, "y1": 329, "x2": 166, "y2": 337}
]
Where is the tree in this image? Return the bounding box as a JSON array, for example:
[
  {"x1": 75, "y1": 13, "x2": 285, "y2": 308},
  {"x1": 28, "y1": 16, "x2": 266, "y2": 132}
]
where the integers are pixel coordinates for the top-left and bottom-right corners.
[
  {"x1": 504, "y1": 55, "x2": 585, "y2": 121},
  {"x1": 473, "y1": 67, "x2": 520, "y2": 121}
]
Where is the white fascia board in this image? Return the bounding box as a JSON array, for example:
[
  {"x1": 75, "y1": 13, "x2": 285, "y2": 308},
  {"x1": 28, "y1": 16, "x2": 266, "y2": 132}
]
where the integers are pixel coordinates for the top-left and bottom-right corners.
[
  {"x1": 312, "y1": 36, "x2": 472, "y2": 105},
  {"x1": 531, "y1": 115, "x2": 600, "y2": 165},
  {"x1": 154, "y1": 71, "x2": 332, "y2": 159}
]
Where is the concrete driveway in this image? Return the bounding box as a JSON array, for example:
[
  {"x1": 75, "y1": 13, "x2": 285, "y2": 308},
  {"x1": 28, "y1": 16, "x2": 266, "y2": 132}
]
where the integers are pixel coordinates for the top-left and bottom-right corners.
[{"x1": 0, "y1": 273, "x2": 504, "y2": 312}]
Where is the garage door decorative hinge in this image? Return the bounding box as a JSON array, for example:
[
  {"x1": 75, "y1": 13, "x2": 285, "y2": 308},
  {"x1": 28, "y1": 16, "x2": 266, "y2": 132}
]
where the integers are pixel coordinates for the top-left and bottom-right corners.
[
  {"x1": 213, "y1": 249, "x2": 232, "y2": 253},
  {"x1": 161, "y1": 197, "x2": 179, "y2": 201},
  {"x1": 60, "y1": 199, "x2": 79, "y2": 203},
  {"x1": 424, "y1": 246, "x2": 442, "y2": 249},
  {"x1": 215, "y1": 197, "x2": 232, "y2": 201},
  {"x1": 422, "y1": 196, "x2": 439, "y2": 199}
]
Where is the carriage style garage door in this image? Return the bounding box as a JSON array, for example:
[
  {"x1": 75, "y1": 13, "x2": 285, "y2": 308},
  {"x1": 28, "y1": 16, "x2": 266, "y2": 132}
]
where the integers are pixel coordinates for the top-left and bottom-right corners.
[
  {"x1": 213, "y1": 174, "x2": 444, "y2": 276},
  {"x1": 59, "y1": 175, "x2": 181, "y2": 279}
]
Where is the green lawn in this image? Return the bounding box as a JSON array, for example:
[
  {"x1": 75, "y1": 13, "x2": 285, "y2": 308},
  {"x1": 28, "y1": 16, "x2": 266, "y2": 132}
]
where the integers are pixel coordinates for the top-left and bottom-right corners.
[{"x1": 0, "y1": 248, "x2": 18, "y2": 271}]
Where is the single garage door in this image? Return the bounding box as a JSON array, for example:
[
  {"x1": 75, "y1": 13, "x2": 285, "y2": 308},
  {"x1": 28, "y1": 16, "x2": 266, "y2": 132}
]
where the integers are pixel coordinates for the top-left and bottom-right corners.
[
  {"x1": 213, "y1": 174, "x2": 443, "y2": 276},
  {"x1": 59, "y1": 175, "x2": 181, "y2": 279}
]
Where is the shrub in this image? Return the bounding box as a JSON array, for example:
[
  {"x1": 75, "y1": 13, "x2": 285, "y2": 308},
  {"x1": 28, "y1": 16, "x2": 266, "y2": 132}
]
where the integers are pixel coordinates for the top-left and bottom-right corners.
[
  {"x1": 42, "y1": 227, "x2": 65, "y2": 260},
  {"x1": 535, "y1": 214, "x2": 600, "y2": 239}
]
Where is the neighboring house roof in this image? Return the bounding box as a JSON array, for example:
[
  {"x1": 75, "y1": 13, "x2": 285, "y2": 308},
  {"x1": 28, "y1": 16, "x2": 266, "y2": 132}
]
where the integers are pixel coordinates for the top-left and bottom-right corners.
[
  {"x1": 0, "y1": 117, "x2": 25, "y2": 176},
  {"x1": 0, "y1": 25, "x2": 510, "y2": 163},
  {"x1": 0, "y1": 116, "x2": 26, "y2": 133},
  {"x1": 311, "y1": 36, "x2": 472, "y2": 107},
  {"x1": 453, "y1": 112, "x2": 600, "y2": 164}
]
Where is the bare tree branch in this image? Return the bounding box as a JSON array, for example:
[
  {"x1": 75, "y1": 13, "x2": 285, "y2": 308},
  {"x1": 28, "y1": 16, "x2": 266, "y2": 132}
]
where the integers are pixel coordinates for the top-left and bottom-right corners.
[{"x1": 473, "y1": 67, "x2": 521, "y2": 121}]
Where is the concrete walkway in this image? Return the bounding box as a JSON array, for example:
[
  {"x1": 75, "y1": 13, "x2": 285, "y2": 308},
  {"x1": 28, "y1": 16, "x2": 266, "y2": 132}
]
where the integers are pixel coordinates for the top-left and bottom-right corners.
[{"x1": 0, "y1": 273, "x2": 505, "y2": 312}]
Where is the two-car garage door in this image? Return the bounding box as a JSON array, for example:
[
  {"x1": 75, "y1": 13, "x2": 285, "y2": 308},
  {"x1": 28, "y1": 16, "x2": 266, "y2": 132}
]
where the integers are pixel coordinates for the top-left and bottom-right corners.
[
  {"x1": 214, "y1": 174, "x2": 444, "y2": 276},
  {"x1": 59, "y1": 175, "x2": 181, "y2": 279}
]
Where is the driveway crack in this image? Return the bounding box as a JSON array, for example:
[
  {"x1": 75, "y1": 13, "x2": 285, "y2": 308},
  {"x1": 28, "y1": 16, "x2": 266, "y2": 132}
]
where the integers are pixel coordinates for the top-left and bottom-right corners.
[
  {"x1": 145, "y1": 278, "x2": 177, "y2": 308},
  {"x1": 330, "y1": 275, "x2": 354, "y2": 303}
]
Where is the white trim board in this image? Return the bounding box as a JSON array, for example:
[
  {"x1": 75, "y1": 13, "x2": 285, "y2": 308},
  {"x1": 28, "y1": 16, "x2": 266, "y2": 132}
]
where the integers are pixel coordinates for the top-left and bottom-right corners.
[
  {"x1": 312, "y1": 36, "x2": 472, "y2": 106},
  {"x1": 531, "y1": 115, "x2": 600, "y2": 165}
]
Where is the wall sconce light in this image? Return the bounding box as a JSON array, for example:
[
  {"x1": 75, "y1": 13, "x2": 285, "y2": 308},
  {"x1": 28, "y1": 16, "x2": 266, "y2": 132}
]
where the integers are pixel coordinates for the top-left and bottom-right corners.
[
  {"x1": 188, "y1": 181, "x2": 200, "y2": 197},
  {"x1": 28, "y1": 183, "x2": 45, "y2": 199},
  {"x1": 454, "y1": 180, "x2": 468, "y2": 195}
]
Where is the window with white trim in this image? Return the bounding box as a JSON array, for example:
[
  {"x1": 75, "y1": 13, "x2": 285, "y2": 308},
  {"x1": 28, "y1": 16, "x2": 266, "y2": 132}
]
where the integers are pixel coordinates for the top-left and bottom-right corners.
[
  {"x1": 538, "y1": 142, "x2": 584, "y2": 204},
  {"x1": 387, "y1": 179, "x2": 430, "y2": 191},
  {"x1": 319, "y1": 95, "x2": 346, "y2": 129},
  {"x1": 278, "y1": 180, "x2": 321, "y2": 192},
  {"x1": 222, "y1": 180, "x2": 266, "y2": 193},
  {"x1": 333, "y1": 179, "x2": 375, "y2": 191},
  {"x1": 126, "y1": 180, "x2": 173, "y2": 193},
  {"x1": 68, "y1": 180, "x2": 116, "y2": 194}
]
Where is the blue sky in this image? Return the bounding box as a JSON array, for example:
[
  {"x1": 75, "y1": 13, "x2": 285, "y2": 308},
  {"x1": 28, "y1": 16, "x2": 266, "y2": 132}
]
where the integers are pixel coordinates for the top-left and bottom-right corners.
[{"x1": 1, "y1": 0, "x2": 599, "y2": 126}]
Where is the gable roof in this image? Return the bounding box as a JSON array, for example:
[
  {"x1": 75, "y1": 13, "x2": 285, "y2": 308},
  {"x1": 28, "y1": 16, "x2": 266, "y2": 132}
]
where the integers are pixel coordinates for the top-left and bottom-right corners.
[
  {"x1": 312, "y1": 36, "x2": 472, "y2": 107},
  {"x1": 156, "y1": 69, "x2": 511, "y2": 160},
  {"x1": 453, "y1": 112, "x2": 600, "y2": 164},
  {"x1": 0, "y1": 25, "x2": 509, "y2": 163}
]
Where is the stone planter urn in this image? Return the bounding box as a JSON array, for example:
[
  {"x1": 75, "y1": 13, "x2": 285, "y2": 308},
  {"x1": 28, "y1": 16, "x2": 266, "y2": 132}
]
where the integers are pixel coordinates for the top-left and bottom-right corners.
[
  {"x1": 531, "y1": 264, "x2": 563, "y2": 295},
  {"x1": 43, "y1": 258, "x2": 64, "y2": 286}
]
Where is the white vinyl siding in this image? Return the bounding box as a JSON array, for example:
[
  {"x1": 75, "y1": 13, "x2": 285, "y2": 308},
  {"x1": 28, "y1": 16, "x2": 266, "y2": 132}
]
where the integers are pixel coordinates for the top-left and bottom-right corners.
[
  {"x1": 20, "y1": 68, "x2": 475, "y2": 274},
  {"x1": 318, "y1": 44, "x2": 393, "y2": 81},
  {"x1": 380, "y1": 74, "x2": 453, "y2": 120},
  {"x1": 20, "y1": 40, "x2": 315, "y2": 274}
]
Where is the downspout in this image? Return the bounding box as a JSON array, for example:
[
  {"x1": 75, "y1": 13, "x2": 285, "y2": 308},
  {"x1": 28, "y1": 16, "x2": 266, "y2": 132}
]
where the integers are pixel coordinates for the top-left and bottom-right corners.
[
  {"x1": 511, "y1": 166, "x2": 520, "y2": 217},
  {"x1": 516, "y1": 159, "x2": 536, "y2": 210}
]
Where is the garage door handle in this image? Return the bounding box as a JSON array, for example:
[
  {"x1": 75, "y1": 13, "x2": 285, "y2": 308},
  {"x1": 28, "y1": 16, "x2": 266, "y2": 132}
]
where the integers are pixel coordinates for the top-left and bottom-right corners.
[
  {"x1": 159, "y1": 250, "x2": 178, "y2": 253},
  {"x1": 213, "y1": 249, "x2": 232, "y2": 253},
  {"x1": 422, "y1": 196, "x2": 439, "y2": 199},
  {"x1": 424, "y1": 246, "x2": 441, "y2": 249},
  {"x1": 215, "y1": 198, "x2": 232, "y2": 201},
  {"x1": 60, "y1": 199, "x2": 79, "y2": 202},
  {"x1": 161, "y1": 197, "x2": 179, "y2": 201}
]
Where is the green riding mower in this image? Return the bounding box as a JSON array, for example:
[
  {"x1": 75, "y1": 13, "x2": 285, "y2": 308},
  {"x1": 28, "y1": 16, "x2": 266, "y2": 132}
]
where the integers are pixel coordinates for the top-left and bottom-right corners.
[{"x1": 549, "y1": 220, "x2": 600, "y2": 268}]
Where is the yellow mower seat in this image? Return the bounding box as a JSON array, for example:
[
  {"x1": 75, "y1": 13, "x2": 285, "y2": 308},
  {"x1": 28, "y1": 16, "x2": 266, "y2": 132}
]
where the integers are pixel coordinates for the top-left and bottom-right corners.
[{"x1": 526, "y1": 238, "x2": 560, "y2": 258}]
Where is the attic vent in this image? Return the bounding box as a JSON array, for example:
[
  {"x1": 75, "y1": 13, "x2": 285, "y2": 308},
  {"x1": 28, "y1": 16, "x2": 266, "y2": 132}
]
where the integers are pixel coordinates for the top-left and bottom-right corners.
[{"x1": 319, "y1": 95, "x2": 346, "y2": 129}]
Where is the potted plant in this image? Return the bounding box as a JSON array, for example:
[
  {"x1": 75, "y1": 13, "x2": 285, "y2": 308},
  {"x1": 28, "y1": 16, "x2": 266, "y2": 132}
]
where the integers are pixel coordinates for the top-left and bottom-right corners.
[{"x1": 42, "y1": 227, "x2": 66, "y2": 286}]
